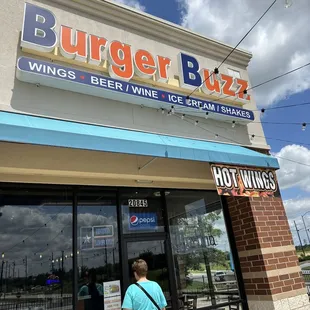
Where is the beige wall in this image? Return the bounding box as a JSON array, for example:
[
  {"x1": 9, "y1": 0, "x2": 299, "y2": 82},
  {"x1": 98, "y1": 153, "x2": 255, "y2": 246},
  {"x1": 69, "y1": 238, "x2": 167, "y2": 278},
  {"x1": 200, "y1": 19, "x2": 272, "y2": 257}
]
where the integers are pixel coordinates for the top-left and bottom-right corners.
[
  {"x1": 0, "y1": 0, "x2": 268, "y2": 151},
  {"x1": 0, "y1": 142, "x2": 215, "y2": 189}
]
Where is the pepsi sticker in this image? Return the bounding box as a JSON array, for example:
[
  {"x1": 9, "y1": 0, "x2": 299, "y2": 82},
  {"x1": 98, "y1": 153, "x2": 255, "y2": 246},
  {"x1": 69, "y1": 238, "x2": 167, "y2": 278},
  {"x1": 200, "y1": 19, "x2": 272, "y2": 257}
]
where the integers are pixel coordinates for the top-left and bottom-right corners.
[{"x1": 129, "y1": 213, "x2": 158, "y2": 230}]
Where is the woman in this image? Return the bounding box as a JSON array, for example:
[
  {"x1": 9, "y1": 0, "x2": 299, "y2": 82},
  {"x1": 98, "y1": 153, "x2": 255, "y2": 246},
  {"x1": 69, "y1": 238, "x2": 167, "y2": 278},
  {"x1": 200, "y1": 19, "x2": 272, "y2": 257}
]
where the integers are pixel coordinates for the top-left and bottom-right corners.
[
  {"x1": 122, "y1": 259, "x2": 167, "y2": 310},
  {"x1": 78, "y1": 270, "x2": 104, "y2": 310}
]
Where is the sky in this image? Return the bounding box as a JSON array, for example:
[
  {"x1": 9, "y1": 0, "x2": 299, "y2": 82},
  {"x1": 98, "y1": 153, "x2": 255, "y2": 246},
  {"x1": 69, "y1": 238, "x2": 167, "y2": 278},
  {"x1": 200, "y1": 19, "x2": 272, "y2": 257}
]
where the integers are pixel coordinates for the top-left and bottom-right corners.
[{"x1": 114, "y1": 0, "x2": 310, "y2": 245}]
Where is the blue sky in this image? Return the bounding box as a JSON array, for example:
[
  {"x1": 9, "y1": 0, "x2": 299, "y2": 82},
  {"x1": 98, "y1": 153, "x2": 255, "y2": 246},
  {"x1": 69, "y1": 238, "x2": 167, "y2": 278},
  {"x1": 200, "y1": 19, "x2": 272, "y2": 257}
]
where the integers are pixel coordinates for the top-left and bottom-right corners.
[{"x1": 116, "y1": 0, "x2": 310, "y2": 243}]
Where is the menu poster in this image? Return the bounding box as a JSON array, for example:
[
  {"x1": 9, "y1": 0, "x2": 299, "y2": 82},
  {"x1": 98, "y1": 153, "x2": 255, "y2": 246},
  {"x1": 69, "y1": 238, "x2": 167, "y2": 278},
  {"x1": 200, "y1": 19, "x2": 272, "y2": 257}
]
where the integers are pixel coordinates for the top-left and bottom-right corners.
[{"x1": 103, "y1": 280, "x2": 121, "y2": 310}]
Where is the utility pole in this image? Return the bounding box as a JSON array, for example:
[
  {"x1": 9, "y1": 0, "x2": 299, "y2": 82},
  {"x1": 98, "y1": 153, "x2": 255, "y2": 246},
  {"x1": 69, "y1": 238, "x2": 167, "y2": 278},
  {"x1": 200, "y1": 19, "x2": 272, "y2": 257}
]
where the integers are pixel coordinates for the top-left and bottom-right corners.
[
  {"x1": 302, "y1": 214, "x2": 310, "y2": 245},
  {"x1": 0, "y1": 260, "x2": 4, "y2": 292},
  {"x1": 12, "y1": 262, "x2": 15, "y2": 280},
  {"x1": 51, "y1": 252, "x2": 54, "y2": 273},
  {"x1": 23, "y1": 256, "x2": 28, "y2": 291},
  {"x1": 5, "y1": 261, "x2": 8, "y2": 293},
  {"x1": 294, "y1": 221, "x2": 305, "y2": 256},
  {"x1": 61, "y1": 251, "x2": 64, "y2": 303}
]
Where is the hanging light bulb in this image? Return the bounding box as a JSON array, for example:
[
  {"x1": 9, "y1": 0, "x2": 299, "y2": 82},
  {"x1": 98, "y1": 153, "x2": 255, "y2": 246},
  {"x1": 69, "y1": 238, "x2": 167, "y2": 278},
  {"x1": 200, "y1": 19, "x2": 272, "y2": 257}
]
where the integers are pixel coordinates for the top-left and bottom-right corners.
[
  {"x1": 70, "y1": 253, "x2": 73, "y2": 257},
  {"x1": 199, "y1": 103, "x2": 203, "y2": 111},
  {"x1": 232, "y1": 121, "x2": 236, "y2": 128},
  {"x1": 171, "y1": 106, "x2": 175, "y2": 114},
  {"x1": 261, "y1": 108, "x2": 265, "y2": 115},
  {"x1": 251, "y1": 134, "x2": 255, "y2": 141},
  {"x1": 77, "y1": 251, "x2": 80, "y2": 255},
  {"x1": 302, "y1": 123, "x2": 307, "y2": 131},
  {"x1": 215, "y1": 134, "x2": 219, "y2": 139},
  {"x1": 65, "y1": 255, "x2": 68, "y2": 259},
  {"x1": 181, "y1": 114, "x2": 185, "y2": 120},
  {"x1": 214, "y1": 67, "x2": 220, "y2": 79},
  {"x1": 1, "y1": 253, "x2": 4, "y2": 258},
  {"x1": 39, "y1": 254, "x2": 42, "y2": 259},
  {"x1": 186, "y1": 96, "x2": 190, "y2": 105},
  {"x1": 167, "y1": 110, "x2": 172, "y2": 116},
  {"x1": 161, "y1": 108, "x2": 165, "y2": 115},
  {"x1": 284, "y1": 0, "x2": 292, "y2": 8},
  {"x1": 195, "y1": 120, "x2": 198, "y2": 126},
  {"x1": 205, "y1": 112, "x2": 209, "y2": 119}
]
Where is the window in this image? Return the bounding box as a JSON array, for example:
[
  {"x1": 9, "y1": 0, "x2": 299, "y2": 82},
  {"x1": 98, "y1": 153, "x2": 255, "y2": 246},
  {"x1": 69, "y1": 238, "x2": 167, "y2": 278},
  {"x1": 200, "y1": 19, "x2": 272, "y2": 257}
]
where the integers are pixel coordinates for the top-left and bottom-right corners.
[
  {"x1": 77, "y1": 190, "x2": 120, "y2": 310},
  {"x1": 228, "y1": 69, "x2": 241, "y2": 79},
  {"x1": 167, "y1": 190, "x2": 241, "y2": 309},
  {"x1": 0, "y1": 185, "x2": 73, "y2": 309}
]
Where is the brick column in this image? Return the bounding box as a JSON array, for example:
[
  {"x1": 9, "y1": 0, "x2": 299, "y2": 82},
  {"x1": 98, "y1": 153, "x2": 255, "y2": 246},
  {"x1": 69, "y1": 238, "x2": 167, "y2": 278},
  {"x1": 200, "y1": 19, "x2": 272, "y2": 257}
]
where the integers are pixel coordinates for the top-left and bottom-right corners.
[{"x1": 226, "y1": 196, "x2": 310, "y2": 310}]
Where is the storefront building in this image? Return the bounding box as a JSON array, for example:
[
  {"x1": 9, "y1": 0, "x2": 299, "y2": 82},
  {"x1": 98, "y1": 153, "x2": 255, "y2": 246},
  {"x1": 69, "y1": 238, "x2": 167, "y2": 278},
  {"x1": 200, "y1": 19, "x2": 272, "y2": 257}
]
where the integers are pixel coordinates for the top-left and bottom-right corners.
[{"x1": 0, "y1": 1, "x2": 308, "y2": 309}]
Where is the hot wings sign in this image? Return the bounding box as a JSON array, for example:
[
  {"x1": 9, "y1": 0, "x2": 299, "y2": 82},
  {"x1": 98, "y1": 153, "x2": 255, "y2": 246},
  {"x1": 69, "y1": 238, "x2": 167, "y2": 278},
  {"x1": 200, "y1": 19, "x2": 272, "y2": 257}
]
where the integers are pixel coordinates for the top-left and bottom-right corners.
[{"x1": 211, "y1": 164, "x2": 280, "y2": 197}]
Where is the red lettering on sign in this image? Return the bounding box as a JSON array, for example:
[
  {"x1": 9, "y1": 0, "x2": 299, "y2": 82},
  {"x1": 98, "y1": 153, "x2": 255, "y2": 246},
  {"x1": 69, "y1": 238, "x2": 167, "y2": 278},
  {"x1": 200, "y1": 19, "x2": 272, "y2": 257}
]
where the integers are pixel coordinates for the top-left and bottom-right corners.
[
  {"x1": 134, "y1": 49, "x2": 156, "y2": 78},
  {"x1": 108, "y1": 41, "x2": 134, "y2": 81},
  {"x1": 60, "y1": 26, "x2": 87, "y2": 62},
  {"x1": 156, "y1": 56, "x2": 171, "y2": 83},
  {"x1": 201, "y1": 69, "x2": 221, "y2": 95},
  {"x1": 89, "y1": 35, "x2": 108, "y2": 65},
  {"x1": 236, "y1": 78, "x2": 251, "y2": 100},
  {"x1": 220, "y1": 74, "x2": 235, "y2": 97}
]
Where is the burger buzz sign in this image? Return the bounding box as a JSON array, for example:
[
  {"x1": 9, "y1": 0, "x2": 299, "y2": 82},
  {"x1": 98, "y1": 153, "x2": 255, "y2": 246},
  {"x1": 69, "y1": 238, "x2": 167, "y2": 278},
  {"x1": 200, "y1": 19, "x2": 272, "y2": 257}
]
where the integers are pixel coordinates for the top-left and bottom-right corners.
[
  {"x1": 211, "y1": 164, "x2": 280, "y2": 198},
  {"x1": 16, "y1": 3, "x2": 256, "y2": 123}
]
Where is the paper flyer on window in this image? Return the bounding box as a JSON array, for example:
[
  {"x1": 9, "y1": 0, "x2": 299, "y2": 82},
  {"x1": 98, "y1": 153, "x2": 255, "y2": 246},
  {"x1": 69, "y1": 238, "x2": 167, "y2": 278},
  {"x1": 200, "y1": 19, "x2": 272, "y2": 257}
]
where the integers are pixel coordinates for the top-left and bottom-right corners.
[{"x1": 103, "y1": 280, "x2": 121, "y2": 310}]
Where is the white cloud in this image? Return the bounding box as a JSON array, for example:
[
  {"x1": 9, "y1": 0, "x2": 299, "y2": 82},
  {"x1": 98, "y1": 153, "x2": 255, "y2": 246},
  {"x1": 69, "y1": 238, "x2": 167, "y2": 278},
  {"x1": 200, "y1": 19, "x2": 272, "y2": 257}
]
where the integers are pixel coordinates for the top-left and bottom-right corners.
[
  {"x1": 178, "y1": 0, "x2": 310, "y2": 107},
  {"x1": 111, "y1": 0, "x2": 145, "y2": 11},
  {"x1": 275, "y1": 144, "x2": 310, "y2": 191},
  {"x1": 0, "y1": 205, "x2": 119, "y2": 276},
  {"x1": 284, "y1": 198, "x2": 310, "y2": 245}
]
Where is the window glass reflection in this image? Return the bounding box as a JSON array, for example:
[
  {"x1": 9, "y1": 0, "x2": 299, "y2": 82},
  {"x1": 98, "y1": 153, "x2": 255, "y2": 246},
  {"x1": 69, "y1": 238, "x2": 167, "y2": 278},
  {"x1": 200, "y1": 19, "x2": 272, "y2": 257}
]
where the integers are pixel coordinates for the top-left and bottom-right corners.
[
  {"x1": 0, "y1": 186, "x2": 72, "y2": 309},
  {"x1": 77, "y1": 191, "x2": 120, "y2": 310},
  {"x1": 167, "y1": 190, "x2": 241, "y2": 309}
]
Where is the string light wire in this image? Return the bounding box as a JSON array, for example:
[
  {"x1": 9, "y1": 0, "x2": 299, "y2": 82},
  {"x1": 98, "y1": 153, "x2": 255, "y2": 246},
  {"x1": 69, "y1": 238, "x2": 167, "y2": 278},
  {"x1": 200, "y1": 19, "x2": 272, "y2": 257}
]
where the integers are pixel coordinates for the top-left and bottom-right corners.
[
  {"x1": 2, "y1": 205, "x2": 69, "y2": 254},
  {"x1": 173, "y1": 113, "x2": 310, "y2": 168},
  {"x1": 187, "y1": 0, "x2": 277, "y2": 98}
]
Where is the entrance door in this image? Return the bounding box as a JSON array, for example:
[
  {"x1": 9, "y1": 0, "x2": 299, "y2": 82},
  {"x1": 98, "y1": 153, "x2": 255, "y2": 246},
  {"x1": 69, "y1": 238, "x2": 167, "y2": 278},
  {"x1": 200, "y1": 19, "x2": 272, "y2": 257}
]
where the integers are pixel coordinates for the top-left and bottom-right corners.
[{"x1": 123, "y1": 237, "x2": 172, "y2": 308}]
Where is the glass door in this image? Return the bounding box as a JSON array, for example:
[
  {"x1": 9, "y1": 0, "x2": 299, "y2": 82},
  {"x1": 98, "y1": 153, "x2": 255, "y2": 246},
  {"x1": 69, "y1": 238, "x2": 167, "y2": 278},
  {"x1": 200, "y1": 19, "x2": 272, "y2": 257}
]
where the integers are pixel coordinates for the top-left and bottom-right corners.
[{"x1": 124, "y1": 238, "x2": 172, "y2": 307}]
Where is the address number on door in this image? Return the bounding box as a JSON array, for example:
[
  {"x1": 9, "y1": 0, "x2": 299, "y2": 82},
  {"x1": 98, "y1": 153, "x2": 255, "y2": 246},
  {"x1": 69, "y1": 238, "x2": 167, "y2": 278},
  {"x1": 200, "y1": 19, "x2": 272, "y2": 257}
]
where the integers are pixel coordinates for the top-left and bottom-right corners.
[{"x1": 128, "y1": 199, "x2": 148, "y2": 208}]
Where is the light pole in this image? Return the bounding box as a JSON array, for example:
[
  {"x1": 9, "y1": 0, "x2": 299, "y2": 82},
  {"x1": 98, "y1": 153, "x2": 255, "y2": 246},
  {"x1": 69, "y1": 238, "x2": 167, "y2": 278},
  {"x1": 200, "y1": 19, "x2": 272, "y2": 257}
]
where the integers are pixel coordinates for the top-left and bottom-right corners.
[
  {"x1": 294, "y1": 221, "x2": 305, "y2": 256},
  {"x1": 302, "y1": 211, "x2": 310, "y2": 245}
]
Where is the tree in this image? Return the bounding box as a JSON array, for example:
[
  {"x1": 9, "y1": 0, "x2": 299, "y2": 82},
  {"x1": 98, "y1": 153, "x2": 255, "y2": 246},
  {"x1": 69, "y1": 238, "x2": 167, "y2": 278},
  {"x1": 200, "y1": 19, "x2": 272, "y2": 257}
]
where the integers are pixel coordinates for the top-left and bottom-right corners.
[{"x1": 175, "y1": 211, "x2": 227, "y2": 275}]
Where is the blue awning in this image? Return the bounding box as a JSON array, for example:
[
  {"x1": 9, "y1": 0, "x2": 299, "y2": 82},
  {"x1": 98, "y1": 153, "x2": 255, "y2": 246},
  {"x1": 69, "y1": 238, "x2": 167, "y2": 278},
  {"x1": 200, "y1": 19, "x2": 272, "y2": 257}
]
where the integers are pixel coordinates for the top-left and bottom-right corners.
[{"x1": 0, "y1": 111, "x2": 279, "y2": 169}]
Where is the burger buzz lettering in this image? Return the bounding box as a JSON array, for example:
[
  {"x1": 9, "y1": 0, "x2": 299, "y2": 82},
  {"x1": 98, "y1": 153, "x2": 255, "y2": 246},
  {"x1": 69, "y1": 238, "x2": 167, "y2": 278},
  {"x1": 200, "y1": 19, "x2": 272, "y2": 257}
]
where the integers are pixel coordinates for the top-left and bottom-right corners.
[{"x1": 21, "y1": 3, "x2": 251, "y2": 102}]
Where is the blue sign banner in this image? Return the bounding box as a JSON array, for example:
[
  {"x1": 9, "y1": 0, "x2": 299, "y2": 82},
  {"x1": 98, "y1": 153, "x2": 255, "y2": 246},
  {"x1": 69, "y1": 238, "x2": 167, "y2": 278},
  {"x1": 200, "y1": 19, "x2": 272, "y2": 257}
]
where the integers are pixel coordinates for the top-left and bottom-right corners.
[
  {"x1": 17, "y1": 57, "x2": 254, "y2": 121},
  {"x1": 46, "y1": 279, "x2": 61, "y2": 285},
  {"x1": 129, "y1": 213, "x2": 158, "y2": 230}
]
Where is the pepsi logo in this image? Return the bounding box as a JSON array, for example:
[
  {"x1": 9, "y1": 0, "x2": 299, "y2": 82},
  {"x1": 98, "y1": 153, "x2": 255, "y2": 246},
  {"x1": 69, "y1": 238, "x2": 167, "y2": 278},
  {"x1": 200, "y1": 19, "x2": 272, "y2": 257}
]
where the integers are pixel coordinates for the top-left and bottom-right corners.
[{"x1": 130, "y1": 215, "x2": 139, "y2": 226}]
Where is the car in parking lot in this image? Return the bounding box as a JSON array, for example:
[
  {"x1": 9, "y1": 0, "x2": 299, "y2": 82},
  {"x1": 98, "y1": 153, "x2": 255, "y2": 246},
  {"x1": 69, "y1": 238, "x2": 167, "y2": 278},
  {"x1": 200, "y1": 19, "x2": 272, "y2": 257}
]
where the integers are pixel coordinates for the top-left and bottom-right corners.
[{"x1": 214, "y1": 271, "x2": 225, "y2": 282}]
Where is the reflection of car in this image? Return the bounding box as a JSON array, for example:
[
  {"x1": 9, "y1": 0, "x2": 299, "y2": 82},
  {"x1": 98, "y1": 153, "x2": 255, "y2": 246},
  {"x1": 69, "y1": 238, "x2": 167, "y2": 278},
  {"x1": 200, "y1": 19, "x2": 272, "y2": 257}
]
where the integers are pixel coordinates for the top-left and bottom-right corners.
[
  {"x1": 214, "y1": 271, "x2": 225, "y2": 282},
  {"x1": 185, "y1": 273, "x2": 193, "y2": 280}
]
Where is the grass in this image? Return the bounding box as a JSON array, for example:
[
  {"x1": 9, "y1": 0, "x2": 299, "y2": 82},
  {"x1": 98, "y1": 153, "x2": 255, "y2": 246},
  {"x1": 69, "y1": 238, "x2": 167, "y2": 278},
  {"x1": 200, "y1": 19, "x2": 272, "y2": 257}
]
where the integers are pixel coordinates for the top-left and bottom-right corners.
[{"x1": 189, "y1": 263, "x2": 229, "y2": 273}]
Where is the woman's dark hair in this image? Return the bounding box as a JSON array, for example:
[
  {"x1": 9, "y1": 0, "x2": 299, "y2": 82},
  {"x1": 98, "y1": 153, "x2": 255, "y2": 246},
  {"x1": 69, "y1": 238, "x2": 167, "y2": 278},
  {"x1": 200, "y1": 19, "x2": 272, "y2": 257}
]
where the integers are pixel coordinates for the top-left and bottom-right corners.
[{"x1": 87, "y1": 271, "x2": 100, "y2": 298}]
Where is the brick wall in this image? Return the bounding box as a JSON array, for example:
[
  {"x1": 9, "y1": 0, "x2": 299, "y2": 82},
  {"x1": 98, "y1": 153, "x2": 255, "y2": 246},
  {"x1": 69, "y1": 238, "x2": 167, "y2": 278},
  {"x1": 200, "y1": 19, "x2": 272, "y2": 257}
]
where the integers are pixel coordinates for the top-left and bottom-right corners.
[{"x1": 226, "y1": 196, "x2": 306, "y2": 301}]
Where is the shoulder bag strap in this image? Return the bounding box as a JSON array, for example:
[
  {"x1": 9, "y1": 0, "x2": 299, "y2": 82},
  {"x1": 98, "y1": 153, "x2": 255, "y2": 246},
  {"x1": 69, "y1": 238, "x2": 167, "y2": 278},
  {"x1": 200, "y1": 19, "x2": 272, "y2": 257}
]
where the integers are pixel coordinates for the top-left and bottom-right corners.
[{"x1": 135, "y1": 283, "x2": 161, "y2": 310}]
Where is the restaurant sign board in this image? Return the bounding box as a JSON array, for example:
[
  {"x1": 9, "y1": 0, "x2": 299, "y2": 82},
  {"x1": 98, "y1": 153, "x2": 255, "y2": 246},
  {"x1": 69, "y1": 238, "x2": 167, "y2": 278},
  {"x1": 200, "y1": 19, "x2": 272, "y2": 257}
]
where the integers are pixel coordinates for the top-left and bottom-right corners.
[{"x1": 211, "y1": 164, "x2": 280, "y2": 197}]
